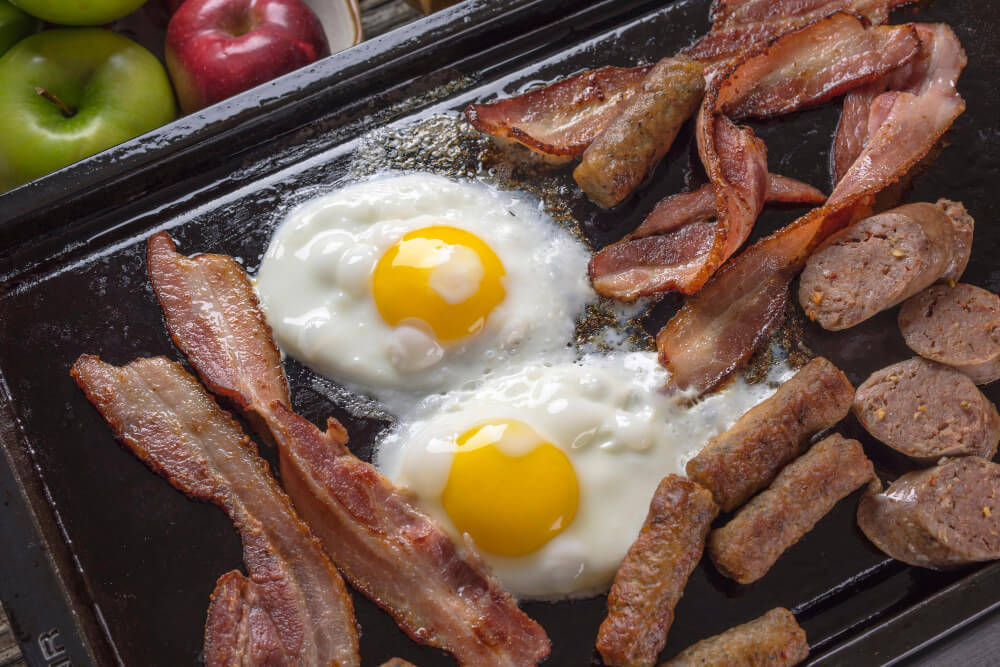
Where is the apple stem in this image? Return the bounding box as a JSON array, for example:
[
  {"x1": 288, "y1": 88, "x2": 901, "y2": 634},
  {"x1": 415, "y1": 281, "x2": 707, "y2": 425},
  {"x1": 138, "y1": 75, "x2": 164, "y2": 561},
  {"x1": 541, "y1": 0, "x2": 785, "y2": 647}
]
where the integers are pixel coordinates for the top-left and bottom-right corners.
[{"x1": 35, "y1": 86, "x2": 76, "y2": 118}]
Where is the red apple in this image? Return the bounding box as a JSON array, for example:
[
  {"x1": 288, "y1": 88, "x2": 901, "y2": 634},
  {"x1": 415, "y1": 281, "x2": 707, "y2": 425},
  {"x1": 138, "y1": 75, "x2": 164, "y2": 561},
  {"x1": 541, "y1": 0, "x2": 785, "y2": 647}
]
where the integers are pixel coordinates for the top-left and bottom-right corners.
[{"x1": 165, "y1": 0, "x2": 329, "y2": 113}]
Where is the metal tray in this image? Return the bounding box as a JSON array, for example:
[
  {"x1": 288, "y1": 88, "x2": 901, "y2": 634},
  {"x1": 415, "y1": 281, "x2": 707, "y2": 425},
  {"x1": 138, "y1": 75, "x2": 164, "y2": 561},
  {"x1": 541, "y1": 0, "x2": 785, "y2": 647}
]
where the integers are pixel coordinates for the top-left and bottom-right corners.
[{"x1": 1, "y1": 0, "x2": 999, "y2": 664}]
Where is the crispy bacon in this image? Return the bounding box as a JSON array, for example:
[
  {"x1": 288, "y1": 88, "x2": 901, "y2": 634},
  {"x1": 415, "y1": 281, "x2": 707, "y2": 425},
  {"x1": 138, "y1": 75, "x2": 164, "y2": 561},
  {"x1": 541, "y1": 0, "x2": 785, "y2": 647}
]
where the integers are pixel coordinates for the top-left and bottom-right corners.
[
  {"x1": 269, "y1": 404, "x2": 551, "y2": 667},
  {"x1": 659, "y1": 23, "x2": 966, "y2": 392},
  {"x1": 464, "y1": 65, "x2": 652, "y2": 160},
  {"x1": 698, "y1": 106, "x2": 769, "y2": 271},
  {"x1": 650, "y1": 12, "x2": 919, "y2": 304},
  {"x1": 831, "y1": 86, "x2": 880, "y2": 185},
  {"x1": 829, "y1": 48, "x2": 927, "y2": 185},
  {"x1": 71, "y1": 355, "x2": 360, "y2": 667},
  {"x1": 682, "y1": 0, "x2": 911, "y2": 63},
  {"x1": 589, "y1": 175, "x2": 825, "y2": 300},
  {"x1": 715, "y1": 13, "x2": 920, "y2": 119},
  {"x1": 146, "y1": 234, "x2": 551, "y2": 666},
  {"x1": 147, "y1": 233, "x2": 307, "y2": 446},
  {"x1": 831, "y1": 24, "x2": 966, "y2": 201}
]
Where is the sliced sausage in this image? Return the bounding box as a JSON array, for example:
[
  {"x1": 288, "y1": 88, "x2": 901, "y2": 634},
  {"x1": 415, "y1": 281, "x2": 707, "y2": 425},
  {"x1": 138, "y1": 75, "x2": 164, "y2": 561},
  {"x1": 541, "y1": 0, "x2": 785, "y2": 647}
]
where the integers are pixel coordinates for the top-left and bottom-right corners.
[
  {"x1": 596, "y1": 475, "x2": 718, "y2": 667},
  {"x1": 798, "y1": 199, "x2": 974, "y2": 331},
  {"x1": 686, "y1": 357, "x2": 854, "y2": 512},
  {"x1": 853, "y1": 357, "x2": 1000, "y2": 462},
  {"x1": 857, "y1": 457, "x2": 1000, "y2": 569},
  {"x1": 573, "y1": 57, "x2": 704, "y2": 209},
  {"x1": 660, "y1": 607, "x2": 808, "y2": 667},
  {"x1": 899, "y1": 283, "x2": 1000, "y2": 384},
  {"x1": 708, "y1": 434, "x2": 873, "y2": 584}
]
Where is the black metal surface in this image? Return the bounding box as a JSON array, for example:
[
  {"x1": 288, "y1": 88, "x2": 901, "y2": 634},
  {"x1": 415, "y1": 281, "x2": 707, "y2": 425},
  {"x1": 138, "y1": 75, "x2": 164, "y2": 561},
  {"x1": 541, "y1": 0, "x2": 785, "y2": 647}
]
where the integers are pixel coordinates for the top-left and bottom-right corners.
[{"x1": 0, "y1": 0, "x2": 998, "y2": 665}]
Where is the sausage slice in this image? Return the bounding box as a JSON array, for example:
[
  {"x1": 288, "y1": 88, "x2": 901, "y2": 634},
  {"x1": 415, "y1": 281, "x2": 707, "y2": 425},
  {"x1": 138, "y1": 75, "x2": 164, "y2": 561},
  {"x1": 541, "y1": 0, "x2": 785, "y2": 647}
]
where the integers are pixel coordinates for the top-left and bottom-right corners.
[
  {"x1": 798, "y1": 199, "x2": 974, "y2": 331},
  {"x1": 853, "y1": 357, "x2": 1000, "y2": 462},
  {"x1": 686, "y1": 357, "x2": 854, "y2": 512},
  {"x1": 660, "y1": 607, "x2": 808, "y2": 666},
  {"x1": 857, "y1": 457, "x2": 1000, "y2": 569},
  {"x1": 899, "y1": 283, "x2": 1000, "y2": 384},
  {"x1": 596, "y1": 475, "x2": 718, "y2": 667},
  {"x1": 709, "y1": 434, "x2": 873, "y2": 584}
]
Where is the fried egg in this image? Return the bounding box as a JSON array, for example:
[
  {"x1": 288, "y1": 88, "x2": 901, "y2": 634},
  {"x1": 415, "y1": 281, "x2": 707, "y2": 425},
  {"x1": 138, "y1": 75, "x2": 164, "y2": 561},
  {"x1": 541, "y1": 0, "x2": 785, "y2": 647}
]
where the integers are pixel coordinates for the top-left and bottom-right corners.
[
  {"x1": 377, "y1": 352, "x2": 787, "y2": 599},
  {"x1": 255, "y1": 174, "x2": 594, "y2": 407}
]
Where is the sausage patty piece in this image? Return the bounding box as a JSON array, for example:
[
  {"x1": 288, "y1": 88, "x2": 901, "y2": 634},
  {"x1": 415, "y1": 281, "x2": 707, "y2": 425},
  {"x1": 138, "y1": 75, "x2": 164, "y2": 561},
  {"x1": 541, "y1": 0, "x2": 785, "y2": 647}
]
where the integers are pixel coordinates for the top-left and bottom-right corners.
[
  {"x1": 573, "y1": 57, "x2": 704, "y2": 209},
  {"x1": 596, "y1": 475, "x2": 718, "y2": 667},
  {"x1": 854, "y1": 357, "x2": 1000, "y2": 462},
  {"x1": 798, "y1": 199, "x2": 974, "y2": 331},
  {"x1": 686, "y1": 357, "x2": 854, "y2": 512},
  {"x1": 899, "y1": 283, "x2": 1000, "y2": 384},
  {"x1": 661, "y1": 607, "x2": 808, "y2": 666},
  {"x1": 709, "y1": 434, "x2": 873, "y2": 584},
  {"x1": 857, "y1": 457, "x2": 1000, "y2": 569}
]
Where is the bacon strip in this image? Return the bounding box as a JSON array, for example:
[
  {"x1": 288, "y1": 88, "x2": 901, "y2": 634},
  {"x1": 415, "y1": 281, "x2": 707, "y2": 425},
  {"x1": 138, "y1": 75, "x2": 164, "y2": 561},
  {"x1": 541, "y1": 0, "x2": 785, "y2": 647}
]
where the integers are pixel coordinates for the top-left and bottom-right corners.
[
  {"x1": 589, "y1": 175, "x2": 825, "y2": 300},
  {"x1": 71, "y1": 355, "x2": 360, "y2": 667},
  {"x1": 464, "y1": 65, "x2": 653, "y2": 160},
  {"x1": 658, "y1": 23, "x2": 966, "y2": 392},
  {"x1": 147, "y1": 233, "x2": 294, "y2": 444},
  {"x1": 830, "y1": 24, "x2": 966, "y2": 202},
  {"x1": 715, "y1": 13, "x2": 920, "y2": 119},
  {"x1": 697, "y1": 105, "x2": 769, "y2": 276},
  {"x1": 831, "y1": 85, "x2": 880, "y2": 185},
  {"x1": 147, "y1": 233, "x2": 551, "y2": 666},
  {"x1": 682, "y1": 0, "x2": 911, "y2": 63}
]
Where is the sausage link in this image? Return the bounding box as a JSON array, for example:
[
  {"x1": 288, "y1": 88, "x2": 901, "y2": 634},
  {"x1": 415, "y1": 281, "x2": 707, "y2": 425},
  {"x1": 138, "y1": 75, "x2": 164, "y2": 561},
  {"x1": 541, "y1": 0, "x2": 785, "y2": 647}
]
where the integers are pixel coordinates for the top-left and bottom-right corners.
[
  {"x1": 686, "y1": 357, "x2": 854, "y2": 512},
  {"x1": 596, "y1": 475, "x2": 718, "y2": 667},
  {"x1": 708, "y1": 434, "x2": 873, "y2": 584}
]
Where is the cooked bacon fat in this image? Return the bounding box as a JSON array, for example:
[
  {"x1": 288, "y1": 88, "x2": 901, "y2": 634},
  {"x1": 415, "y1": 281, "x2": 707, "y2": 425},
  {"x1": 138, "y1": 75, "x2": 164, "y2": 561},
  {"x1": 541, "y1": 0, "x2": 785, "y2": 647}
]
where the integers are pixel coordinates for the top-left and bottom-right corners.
[
  {"x1": 693, "y1": 105, "x2": 770, "y2": 290},
  {"x1": 830, "y1": 24, "x2": 967, "y2": 203},
  {"x1": 147, "y1": 234, "x2": 551, "y2": 667},
  {"x1": 71, "y1": 355, "x2": 360, "y2": 667},
  {"x1": 589, "y1": 175, "x2": 824, "y2": 301},
  {"x1": 716, "y1": 13, "x2": 920, "y2": 119},
  {"x1": 147, "y1": 232, "x2": 295, "y2": 440},
  {"x1": 464, "y1": 65, "x2": 652, "y2": 159},
  {"x1": 270, "y1": 404, "x2": 552, "y2": 666},
  {"x1": 682, "y1": 0, "x2": 909, "y2": 63}
]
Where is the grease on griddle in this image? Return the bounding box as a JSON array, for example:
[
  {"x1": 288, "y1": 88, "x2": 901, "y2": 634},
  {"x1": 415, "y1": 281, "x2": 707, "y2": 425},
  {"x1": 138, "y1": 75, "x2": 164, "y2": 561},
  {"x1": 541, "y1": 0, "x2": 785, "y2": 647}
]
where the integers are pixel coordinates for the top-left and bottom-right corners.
[{"x1": 743, "y1": 303, "x2": 813, "y2": 386}]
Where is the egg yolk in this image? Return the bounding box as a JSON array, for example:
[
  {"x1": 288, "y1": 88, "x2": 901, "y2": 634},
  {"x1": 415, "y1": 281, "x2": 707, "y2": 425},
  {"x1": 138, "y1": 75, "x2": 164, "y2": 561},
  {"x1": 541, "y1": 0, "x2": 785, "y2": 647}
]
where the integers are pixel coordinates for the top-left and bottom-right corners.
[
  {"x1": 442, "y1": 419, "x2": 579, "y2": 557},
  {"x1": 372, "y1": 225, "x2": 506, "y2": 342}
]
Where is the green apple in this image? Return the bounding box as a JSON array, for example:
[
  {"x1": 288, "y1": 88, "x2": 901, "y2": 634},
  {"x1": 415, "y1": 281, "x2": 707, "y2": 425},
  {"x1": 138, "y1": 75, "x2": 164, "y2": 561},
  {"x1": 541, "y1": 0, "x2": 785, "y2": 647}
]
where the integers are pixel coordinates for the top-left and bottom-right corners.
[
  {"x1": 9, "y1": 0, "x2": 147, "y2": 25},
  {"x1": 0, "y1": 28, "x2": 176, "y2": 193},
  {"x1": 0, "y1": 0, "x2": 36, "y2": 56}
]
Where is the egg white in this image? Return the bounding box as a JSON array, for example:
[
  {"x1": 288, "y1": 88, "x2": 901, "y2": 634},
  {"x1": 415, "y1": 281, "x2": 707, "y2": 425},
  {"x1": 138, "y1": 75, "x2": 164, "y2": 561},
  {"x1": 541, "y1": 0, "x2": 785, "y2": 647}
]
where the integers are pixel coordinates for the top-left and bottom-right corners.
[
  {"x1": 378, "y1": 351, "x2": 790, "y2": 599},
  {"x1": 255, "y1": 173, "x2": 595, "y2": 410}
]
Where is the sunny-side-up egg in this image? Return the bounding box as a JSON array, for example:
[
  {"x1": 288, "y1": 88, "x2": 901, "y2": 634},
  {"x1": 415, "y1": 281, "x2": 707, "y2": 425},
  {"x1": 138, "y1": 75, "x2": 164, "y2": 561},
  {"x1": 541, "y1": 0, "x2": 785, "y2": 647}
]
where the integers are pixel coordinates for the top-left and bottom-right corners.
[
  {"x1": 377, "y1": 352, "x2": 788, "y2": 600},
  {"x1": 255, "y1": 173, "x2": 595, "y2": 407}
]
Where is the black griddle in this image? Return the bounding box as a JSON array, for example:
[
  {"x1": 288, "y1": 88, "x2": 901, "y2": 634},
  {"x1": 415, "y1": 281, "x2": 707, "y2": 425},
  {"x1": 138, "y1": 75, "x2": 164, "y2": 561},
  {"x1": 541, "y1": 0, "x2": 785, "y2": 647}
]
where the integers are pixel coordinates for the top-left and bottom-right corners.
[{"x1": 2, "y1": 0, "x2": 999, "y2": 664}]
